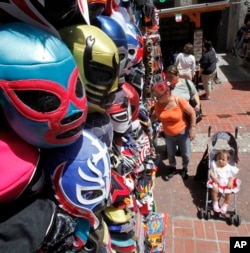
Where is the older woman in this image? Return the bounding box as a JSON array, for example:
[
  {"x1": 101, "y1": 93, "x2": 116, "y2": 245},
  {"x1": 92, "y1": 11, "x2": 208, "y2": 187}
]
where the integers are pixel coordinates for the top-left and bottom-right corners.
[
  {"x1": 151, "y1": 81, "x2": 196, "y2": 180},
  {"x1": 164, "y1": 65, "x2": 201, "y2": 112}
]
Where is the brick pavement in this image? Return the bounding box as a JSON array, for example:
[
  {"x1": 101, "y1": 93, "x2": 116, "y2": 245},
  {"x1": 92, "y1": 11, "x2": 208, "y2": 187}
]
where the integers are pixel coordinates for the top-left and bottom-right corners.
[{"x1": 152, "y1": 53, "x2": 250, "y2": 253}]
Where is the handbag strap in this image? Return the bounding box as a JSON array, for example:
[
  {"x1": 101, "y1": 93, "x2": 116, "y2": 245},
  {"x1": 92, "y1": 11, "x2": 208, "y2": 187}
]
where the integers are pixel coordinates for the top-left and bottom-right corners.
[
  {"x1": 185, "y1": 79, "x2": 192, "y2": 97},
  {"x1": 185, "y1": 80, "x2": 199, "y2": 109}
]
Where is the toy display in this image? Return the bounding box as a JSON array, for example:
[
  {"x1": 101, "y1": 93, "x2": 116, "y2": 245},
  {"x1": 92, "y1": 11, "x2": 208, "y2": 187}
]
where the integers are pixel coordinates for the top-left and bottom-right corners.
[
  {"x1": 0, "y1": 1, "x2": 167, "y2": 252},
  {"x1": 145, "y1": 212, "x2": 168, "y2": 253}
]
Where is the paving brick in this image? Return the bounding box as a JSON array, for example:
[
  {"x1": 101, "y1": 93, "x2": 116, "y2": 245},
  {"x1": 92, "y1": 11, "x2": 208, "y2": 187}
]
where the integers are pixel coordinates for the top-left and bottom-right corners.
[
  {"x1": 235, "y1": 223, "x2": 250, "y2": 236},
  {"x1": 217, "y1": 231, "x2": 239, "y2": 242},
  {"x1": 203, "y1": 221, "x2": 217, "y2": 240},
  {"x1": 174, "y1": 218, "x2": 193, "y2": 228},
  {"x1": 185, "y1": 239, "x2": 196, "y2": 253},
  {"x1": 173, "y1": 238, "x2": 185, "y2": 253},
  {"x1": 174, "y1": 227, "x2": 194, "y2": 238},
  {"x1": 219, "y1": 241, "x2": 230, "y2": 253},
  {"x1": 195, "y1": 239, "x2": 219, "y2": 253},
  {"x1": 194, "y1": 220, "x2": 206, "y2": 239},
  {"x1": 245, "y1": 223, "x2": 250, "y2": 234}
]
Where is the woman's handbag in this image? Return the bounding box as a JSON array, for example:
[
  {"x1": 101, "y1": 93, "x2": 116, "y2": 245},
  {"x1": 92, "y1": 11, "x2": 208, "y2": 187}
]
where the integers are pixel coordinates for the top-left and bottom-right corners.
[
  {"x1": 194, "y1": 108, "x2": 203, "y2": 124},
  {"x1": 185, "y1": 80, "x2": 203, "y2": 124}
]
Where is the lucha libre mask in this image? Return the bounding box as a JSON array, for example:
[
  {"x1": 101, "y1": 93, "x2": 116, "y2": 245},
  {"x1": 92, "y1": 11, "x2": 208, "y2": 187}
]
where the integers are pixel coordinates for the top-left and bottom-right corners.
[
  {"x1": 59, "y1": 24, "x2": 120, "y2": 113},
  {"x1": 84, "y1": 112, "x2": 114, "y2": 148},
  {"x1": 125, "y1": 21, "x2": 144, "y2": 69},
  {"x1": 121, "y1": 81, "x2": 140, "y2": 122},
  {"x1": 0, "y1": 22, "x2": 88, "y2": 148},
  {"x1": 0, "y1": 126, "x2": 41, "y2": 203},
  {"x1": 88, "y1": 0, "x2": 107, "y2": 21},
  {"x1": 107, "y1": 88, "x2": 132, "y2": 135},
  {"x1": 92, "y1": 14, "x2": 129, "y2": 84},
  {"x1": 42, "y1": 129, "x2": 111, "y2": 229}
]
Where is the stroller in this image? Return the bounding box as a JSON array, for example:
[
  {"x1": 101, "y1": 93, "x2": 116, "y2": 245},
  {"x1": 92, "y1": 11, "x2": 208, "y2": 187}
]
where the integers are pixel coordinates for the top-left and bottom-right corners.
[{"x1": 198, "y1": 127, "x2": 241, "y2": 226}]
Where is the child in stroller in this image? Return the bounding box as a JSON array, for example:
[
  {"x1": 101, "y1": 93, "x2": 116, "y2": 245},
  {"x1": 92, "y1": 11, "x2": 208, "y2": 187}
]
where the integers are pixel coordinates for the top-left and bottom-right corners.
[
  {"x1": 207, "y1": 149, "x2": 241, "y2": 215},
  {"x1": 198, "y1": 130, "x2": 242, "y2": 226}
]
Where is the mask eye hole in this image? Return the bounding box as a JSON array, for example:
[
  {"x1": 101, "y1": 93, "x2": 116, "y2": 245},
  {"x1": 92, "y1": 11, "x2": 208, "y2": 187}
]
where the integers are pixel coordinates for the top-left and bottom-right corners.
[
  {"x1": 15, "y1": 90, "x2": 60, "y2": 112},
  {"x1": 110, "y1": 111, "x2": 129, "y2": 122},
  {"x1": 89, "y1": 65, "x2": 114, "y2": 85},
  {"x1": 119, "y1": 53, "x2": 126, "y2": 61},
  {"x1": 75, "y1": 77, "x2": 84, "y2": 98},
  {"x1": 81, "y1": 190, "x2": 103, "y2": 200},
  {"x1": 128, "y1": 49, "x2": 135, "y2": 56}
]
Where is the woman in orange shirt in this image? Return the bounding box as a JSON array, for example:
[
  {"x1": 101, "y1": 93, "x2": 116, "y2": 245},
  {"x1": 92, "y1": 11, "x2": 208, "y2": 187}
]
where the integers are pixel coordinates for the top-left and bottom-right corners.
[{"x1": 152, "y1": 81, "x2": 196, "y2": 179}]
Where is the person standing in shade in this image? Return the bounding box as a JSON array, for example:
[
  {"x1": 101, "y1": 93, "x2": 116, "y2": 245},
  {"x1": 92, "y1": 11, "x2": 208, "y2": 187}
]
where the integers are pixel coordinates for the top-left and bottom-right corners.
[
  {"x1": 199, "y1": 40, "x2": 217, "y2": 100},
  {"x1": 242, "y1": 20, "x2": 250, "y2": 58},
  {"x1": 175, "y1": 43, "x2": 196, "y2": 81}
]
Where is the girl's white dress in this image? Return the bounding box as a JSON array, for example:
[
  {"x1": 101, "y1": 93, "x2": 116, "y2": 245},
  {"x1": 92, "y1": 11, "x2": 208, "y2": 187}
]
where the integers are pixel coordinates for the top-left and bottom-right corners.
[{"x1": 207, "y1": 160, "x2": 241, "y2": 194}]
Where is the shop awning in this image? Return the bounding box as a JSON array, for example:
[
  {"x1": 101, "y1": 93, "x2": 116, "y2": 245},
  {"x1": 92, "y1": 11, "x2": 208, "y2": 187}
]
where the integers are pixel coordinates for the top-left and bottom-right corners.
[{"x1": 158, "y1": 1, "x2": 231, "y2": 27}]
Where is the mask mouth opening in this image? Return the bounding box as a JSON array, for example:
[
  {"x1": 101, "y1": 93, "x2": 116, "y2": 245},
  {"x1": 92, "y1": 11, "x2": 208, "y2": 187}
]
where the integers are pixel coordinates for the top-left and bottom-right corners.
[
  {"x1": 86, "y1": 91, "x2": 116, "y2": 110},
  {"x1": 56, "y1": 121, "x2": 84, "y2": 139},
  {"x1": 60, "y1": 112, "x2": 83, "y2": 125}
]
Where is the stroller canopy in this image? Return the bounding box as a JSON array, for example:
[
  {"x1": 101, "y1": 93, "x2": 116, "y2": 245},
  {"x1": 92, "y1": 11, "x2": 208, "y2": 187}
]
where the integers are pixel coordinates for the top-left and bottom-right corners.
[{"x1": 209, "y1": 131, "x2": 239, "y2": 165}]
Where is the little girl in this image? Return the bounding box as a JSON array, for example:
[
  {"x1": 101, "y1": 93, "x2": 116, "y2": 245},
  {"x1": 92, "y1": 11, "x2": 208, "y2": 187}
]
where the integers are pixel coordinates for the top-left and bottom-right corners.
[{"x1": 207, "y1": 149, "x2": 241, "y2": 214}]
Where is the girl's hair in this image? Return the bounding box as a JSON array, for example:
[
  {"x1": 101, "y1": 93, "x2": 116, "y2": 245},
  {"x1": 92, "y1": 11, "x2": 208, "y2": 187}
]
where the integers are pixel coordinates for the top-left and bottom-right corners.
[
  {"x1": 183, "y1": 43, "x2": 194, "y2": 54},
  {"x1": 164, "y1": 65, "x2": 179, "y2": 76},
  {"x1": 215, "y1": 149, "x2": 231, "y2": 161}
]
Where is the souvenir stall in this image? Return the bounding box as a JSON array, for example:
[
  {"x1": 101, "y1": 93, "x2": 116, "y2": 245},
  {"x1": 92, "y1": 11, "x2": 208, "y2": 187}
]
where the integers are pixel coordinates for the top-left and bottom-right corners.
[{"x1": 0, "y1": 1, "x2": 167, "y2": 252}]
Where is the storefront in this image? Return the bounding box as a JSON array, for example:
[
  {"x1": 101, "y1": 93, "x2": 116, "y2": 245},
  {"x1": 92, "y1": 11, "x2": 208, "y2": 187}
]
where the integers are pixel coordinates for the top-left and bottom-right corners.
[{"x1": 155, "y1": 0, "x2": 231, "y2": 66}]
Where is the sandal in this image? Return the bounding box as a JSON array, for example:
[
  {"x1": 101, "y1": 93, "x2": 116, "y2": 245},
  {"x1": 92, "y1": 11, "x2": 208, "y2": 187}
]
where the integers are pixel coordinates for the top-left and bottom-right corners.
[
  {"x1": 213, "y1": 201, "x2": 221, "y2": 213},
  {"x1": 221, "y1": 203, "x2": 229, "y2": 214}
]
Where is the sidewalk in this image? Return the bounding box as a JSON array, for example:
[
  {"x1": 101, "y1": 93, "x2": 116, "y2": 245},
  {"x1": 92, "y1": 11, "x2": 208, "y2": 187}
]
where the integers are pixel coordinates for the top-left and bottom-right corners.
[{"x1": 153, "y1": 53, "x2": 250, "y2": 253}]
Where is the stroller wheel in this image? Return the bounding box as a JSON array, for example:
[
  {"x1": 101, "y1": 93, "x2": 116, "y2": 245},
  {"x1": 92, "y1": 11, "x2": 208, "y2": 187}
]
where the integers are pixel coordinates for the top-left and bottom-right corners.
[
  {"x1": 205, "y1": 210, "x2": 211, "y2": 220},
  {"x1": 234, "y1": 214, "x2": 241, "y2": 227},
  {"x1": 198, "y1": 208, "x2": 205, "y2": 219},
  {"x1": 229, "y1": 214, "x2": 234, "y2": 226}
]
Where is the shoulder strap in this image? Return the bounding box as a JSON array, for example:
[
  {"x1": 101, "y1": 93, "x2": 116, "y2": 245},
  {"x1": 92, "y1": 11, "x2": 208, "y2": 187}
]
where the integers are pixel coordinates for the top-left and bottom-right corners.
[
  {"x1": 174, "y1": 95, "x2": 178, "y2": 105},
  {"x1": 185, "y1": 79, "x2": 192, "y2": 96},
  {"x1": 174, "y1": 96, "x2": 184, "y2": 111}
]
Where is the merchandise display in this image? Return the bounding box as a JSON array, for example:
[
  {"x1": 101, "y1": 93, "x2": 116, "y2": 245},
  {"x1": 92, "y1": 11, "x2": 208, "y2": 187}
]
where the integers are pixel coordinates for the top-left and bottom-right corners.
[{"x1": 0, "y1": 1, "x2": 167, "y2": 252}]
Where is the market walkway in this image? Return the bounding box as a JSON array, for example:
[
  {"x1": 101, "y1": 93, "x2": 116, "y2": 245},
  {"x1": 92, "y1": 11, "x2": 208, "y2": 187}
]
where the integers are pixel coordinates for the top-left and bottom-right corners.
[{"x1": 153, "y1": 53, "x2": 250, "y2": 253}]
